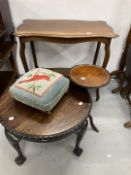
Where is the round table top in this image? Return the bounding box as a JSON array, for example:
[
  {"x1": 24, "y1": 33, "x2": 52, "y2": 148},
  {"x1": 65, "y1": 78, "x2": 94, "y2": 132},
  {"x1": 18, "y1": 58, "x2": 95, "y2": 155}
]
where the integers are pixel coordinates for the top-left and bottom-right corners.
[
  {"x1": 0, "y1": 83, "x2": 91, "y2": 139},
  {"x1": 70, "y1": 65, "x2": 110, "y2": 88}
]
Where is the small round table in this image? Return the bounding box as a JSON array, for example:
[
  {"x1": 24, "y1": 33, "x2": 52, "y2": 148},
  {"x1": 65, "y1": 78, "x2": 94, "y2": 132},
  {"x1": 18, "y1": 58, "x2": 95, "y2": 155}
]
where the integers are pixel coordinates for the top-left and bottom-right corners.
[
  {"x1": 70, "y1": 64, "x2": 110, "y2": 101},
  {"x1": 0, "y1": 79, "x2": 98, "y2": 165}
]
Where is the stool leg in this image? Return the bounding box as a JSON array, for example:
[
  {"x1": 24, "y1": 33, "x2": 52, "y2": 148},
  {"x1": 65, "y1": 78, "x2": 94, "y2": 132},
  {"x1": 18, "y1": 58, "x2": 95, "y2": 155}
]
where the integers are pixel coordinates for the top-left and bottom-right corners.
[
  {"x1": 88, "y1": 114, "x2": 99, "y2": 132},
  {"x1": 73, "y1": 120, "x2": 88, "y2": 156},
  {"x1": 5, "y1": 129, "x2": 26, "y2": 165},
  {"x1": 96, "y1": 88, "x2": 100, "y2": 101}
]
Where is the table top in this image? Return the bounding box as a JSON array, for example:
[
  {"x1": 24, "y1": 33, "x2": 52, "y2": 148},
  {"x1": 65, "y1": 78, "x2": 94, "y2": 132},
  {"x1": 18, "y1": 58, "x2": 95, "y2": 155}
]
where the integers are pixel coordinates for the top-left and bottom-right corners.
[
  {"x1": 70, "y1": 65, "x2": 110, "y2": 88},
  {"x1": 0, "y1": 69, "x2": 91, "y2": 138},
  {"x1": 15, "y1": 19, "x2": 118, "y2": 38}
]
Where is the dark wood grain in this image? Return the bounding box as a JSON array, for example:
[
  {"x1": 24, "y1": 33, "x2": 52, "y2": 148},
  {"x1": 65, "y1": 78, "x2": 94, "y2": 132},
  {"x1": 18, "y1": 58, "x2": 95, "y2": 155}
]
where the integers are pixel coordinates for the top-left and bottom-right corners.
[
  {"x1": 0, "y1": 83, "x2": 91, "y2": 137},
  {"x1": 70, "y1": 65, "x2": 110, "y2": 88}
]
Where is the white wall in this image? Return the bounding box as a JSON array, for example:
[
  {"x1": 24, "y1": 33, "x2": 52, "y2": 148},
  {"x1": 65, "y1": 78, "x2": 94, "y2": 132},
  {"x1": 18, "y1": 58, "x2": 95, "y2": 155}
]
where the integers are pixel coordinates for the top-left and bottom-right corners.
[{"x1": 8, "y1": 0, "x2": 131, "y2": 73}]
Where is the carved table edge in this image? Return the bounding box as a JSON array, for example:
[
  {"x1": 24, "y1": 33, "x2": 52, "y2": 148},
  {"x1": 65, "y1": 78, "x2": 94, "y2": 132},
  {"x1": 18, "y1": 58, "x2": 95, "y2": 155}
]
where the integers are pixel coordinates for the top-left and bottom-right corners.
[{"x1": 0, "y1": 111, "x2": 91, "y2": 143}]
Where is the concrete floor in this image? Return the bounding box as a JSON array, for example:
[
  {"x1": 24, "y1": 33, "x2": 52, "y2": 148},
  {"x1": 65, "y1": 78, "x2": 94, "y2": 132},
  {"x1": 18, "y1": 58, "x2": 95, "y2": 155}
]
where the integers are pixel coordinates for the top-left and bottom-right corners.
[{"x1": 0, "y1": 79, "x2": 131, "y2": 175}]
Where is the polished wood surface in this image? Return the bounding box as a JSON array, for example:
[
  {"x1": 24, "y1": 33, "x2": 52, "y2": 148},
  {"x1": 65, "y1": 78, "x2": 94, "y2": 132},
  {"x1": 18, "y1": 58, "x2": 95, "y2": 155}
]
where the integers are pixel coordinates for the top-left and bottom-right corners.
[
  {"x1": 70, "y1": 65, "x2": 110, "y2": 88},
  {"x1": 15, "y1": 19, "x2": 118, "y2": 75},
  {"x1": 16, "y1": 20, "x2": 118, "y2": 38},
  {"x1": 0, "y1": 82, "x2": 91, "y2": 136}
]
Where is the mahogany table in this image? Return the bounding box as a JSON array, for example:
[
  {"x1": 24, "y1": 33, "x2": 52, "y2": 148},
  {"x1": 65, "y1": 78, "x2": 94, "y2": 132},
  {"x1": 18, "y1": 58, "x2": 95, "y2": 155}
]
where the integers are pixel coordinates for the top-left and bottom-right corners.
[
  {"x1": 15, "y1": 20, "x2": 118, "y2": 72},
  {"x1": 0, "y1": 68, "x2": 98, "y2": 166}
]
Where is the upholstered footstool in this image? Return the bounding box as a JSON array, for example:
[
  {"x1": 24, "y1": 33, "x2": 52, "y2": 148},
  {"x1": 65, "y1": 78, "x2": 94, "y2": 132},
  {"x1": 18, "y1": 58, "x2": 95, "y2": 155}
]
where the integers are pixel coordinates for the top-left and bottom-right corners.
[{"x1": 10, "y1": 68, "x2": 69, "y2": 113}]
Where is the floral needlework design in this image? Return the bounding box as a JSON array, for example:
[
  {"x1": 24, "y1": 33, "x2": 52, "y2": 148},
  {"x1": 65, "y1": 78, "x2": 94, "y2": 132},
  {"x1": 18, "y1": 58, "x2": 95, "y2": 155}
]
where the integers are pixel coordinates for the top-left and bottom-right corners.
[{"x1": 16, "y1": 68, "x2": 63, "y2": 97}]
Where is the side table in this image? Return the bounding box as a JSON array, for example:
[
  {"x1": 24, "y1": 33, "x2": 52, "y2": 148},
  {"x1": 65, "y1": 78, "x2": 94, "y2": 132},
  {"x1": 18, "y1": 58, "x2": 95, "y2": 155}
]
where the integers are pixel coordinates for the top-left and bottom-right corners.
[
  {"x1": 0, "y1": 68, "x2": 98, "y2": 165},
  {"x1": 15, "y1": 20, "x2": 118, "y2": 72}
]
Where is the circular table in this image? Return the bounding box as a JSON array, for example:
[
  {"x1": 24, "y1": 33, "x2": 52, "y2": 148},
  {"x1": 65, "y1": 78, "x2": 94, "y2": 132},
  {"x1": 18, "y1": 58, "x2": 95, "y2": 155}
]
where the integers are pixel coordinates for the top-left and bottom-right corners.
[
  {"x1": 70, "y1": 64, "x2": 110, "y2": 88},
  {"x1": 0, "y1": 81, "x2": 93, "y2": 165},
  {"x1": 70, "y1": 64, "x2": 110, "y2": 101}
]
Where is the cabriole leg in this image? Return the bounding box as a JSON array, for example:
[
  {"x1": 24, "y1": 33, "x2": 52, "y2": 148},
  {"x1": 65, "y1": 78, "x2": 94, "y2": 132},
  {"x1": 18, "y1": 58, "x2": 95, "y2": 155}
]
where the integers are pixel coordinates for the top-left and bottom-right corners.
[
  {"x1": 88, "y1": 114, "x2": 99, "y2": 133},
  {"x1": 73, "y1": 120, "x2": 88, "y2": 156},
  {"x1": 5, "y1": 129, "x2": 26, "y2": 165}
]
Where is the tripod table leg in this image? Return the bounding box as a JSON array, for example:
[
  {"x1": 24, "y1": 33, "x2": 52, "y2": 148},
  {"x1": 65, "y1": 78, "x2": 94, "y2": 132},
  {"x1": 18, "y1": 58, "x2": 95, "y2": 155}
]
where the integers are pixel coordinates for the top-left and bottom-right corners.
[{"x1": 88, "y1": 114, "x2": 99, "y2": 133}]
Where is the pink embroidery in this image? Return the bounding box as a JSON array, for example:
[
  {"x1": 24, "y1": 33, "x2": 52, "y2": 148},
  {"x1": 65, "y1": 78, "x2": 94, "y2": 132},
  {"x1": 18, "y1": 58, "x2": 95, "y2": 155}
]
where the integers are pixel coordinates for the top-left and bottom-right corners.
[
  {"x1": 16, "y1": 76, "x2": 63, "y2": 97},
  {"x1": 19, "y1": 74, "x2": 50, "y2": 84}
]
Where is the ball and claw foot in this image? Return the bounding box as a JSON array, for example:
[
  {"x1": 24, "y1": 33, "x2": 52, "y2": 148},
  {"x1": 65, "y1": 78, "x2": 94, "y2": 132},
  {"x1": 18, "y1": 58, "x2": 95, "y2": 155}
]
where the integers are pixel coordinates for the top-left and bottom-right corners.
[
  {"x1": 73, "y1": 147, "x2": 83, "y2": 156},
  {"x1": 5, "y1": 130, "x2": 26, "y2": 166},
  {"x1": 15, "y1": 156, "x2": 26, "y2": 166},
  {"x1": 73, "y1": 120, "x2": 88, "y2": 157}
]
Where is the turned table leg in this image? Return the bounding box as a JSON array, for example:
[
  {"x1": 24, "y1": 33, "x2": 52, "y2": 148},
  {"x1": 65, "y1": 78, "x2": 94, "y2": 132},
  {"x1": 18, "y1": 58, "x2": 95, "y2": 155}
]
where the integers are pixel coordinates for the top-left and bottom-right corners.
[
  {"x1": 73, "y1": 120, "x2": 88, "y2": 156},
  {"x1": 5, "y1": 129, "x2": 26, "y2": 165}
]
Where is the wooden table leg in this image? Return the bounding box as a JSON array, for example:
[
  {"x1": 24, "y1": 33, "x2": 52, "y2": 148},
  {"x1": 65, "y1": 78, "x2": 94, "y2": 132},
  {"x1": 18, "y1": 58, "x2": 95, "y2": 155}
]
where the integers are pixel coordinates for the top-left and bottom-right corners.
[
  {"x1": 30, "y1": 41, "x2": 39, "y2": 68},
  {"x1": 73, "y1": 120, "x2": 88, "y2": 156},
  {"x1": 88, "y1": 114, "x2": 99, "y2": 132},
  {"x1": 88, "y1": 89, "x2": 99, "y2": 131},
  {"x1": 93, "y1": 41, "x2": 110, "y2": 101},
  {"x1": 19, "y1": 40, "x2": 29, "y2": 72},
  {"x1": 102, "y1": 39, "x2": 111, "y2": 68},
  {"x1": 96, "y1": 88, "x2": 100, "y2": 101},
  {"x1": 93, "y1": 42, "x2": 101, "y2": 65},
  {"x1": 5, "y1": 129, "x2": 26, "y2": 165},
  {"x1": 93, "y1": 42, "x2": 101, "y2": 101}
]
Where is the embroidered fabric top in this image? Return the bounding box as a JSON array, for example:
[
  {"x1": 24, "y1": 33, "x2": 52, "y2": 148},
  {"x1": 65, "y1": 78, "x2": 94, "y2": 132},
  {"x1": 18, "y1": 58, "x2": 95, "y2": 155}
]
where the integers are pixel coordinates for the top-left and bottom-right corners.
[{"x1": 16, "y1": 68, "x2": 63, "y2": 97}]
